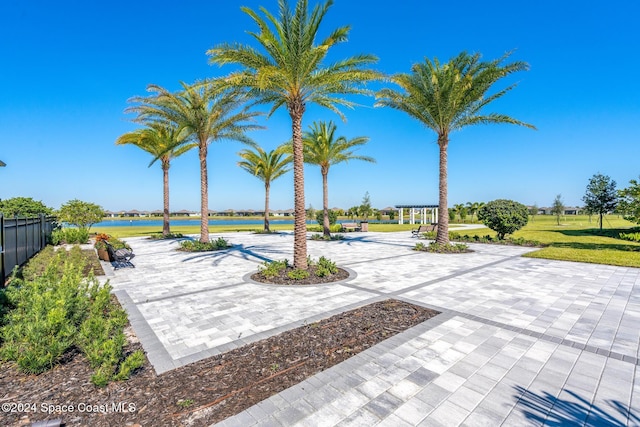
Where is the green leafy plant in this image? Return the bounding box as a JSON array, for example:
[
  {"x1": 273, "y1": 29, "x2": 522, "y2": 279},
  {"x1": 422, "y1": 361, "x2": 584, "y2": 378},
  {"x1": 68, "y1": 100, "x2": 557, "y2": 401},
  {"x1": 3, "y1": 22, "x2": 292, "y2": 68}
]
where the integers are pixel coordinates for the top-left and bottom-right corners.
[
  {"x1": 287, "y1": 268, "x2": 310, "y2": 280},
  {"x1": 57, "y1": 199, "x2": 105, "y2": 231},
  {"x1": 310, "y1": 233, "x2": 345, "y2": 241},
  {"x1": 414, "y1": 242, "x2": 470, "y2": 253},
  {"x1": 178, "y1": 238, "x2": 230, "y2": 252},
  {"x1": 619, "y1": 177, "x2": 640, "y2": 225},
  {"x1": 0, "y1": 246, "x2": 143, "y2": 385},
  {"x1": 477, "y1": 199, "x2": 529, "y2": 240},
  {"x1": 619, "y1": 232, "x2": 640, "y2": 242},
  {"x1": 316, "y1": 256, "x2": 338, "y2": 277},
  {"x1": 149, "y1": 232, "x2": 184, "y2": 240},
  {"x1": 258, "y1": 259, "x2": 289, "y2": 278},
  {"x1": 51, "y1": 227, "x2": 90, "y2": 245},
  {"x1": 0, "y1": 260, "x2": 94, "y2": 373},
  {"x1": 0, "y1": 197, "x2": 54, "y2": 217},
  {"x1": 315, "y1": 209, "x2": 338, "y2": 226},
  {"x1": 177, "y1": 399, "x2": 194, "y2": 408}
]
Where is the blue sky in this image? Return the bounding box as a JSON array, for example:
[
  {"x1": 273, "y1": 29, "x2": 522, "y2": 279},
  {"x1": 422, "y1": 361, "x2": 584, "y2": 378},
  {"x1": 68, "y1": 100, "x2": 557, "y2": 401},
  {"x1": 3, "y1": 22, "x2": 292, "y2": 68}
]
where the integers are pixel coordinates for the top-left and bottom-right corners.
[{"x1": 1, "y1": 0, "x2": 638, "y2": 212}]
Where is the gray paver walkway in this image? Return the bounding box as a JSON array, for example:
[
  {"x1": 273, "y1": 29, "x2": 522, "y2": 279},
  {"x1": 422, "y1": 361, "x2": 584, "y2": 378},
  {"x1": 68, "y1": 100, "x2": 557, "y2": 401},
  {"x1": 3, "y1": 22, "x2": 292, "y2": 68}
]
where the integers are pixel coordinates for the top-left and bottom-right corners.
[{"x1": 103, "y1": 231, "x2": 640, "y2": 426}]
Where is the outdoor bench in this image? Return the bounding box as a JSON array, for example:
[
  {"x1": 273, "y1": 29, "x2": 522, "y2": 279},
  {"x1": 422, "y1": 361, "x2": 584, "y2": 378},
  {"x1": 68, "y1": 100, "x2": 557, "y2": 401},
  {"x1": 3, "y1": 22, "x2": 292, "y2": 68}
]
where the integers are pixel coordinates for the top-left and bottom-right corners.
[
  {"x1": 340, "y1": 222, "x2": 361, "y2": 232},
  {"x1": 411, "y1": 223, "x2": 437, "y2": 237}
]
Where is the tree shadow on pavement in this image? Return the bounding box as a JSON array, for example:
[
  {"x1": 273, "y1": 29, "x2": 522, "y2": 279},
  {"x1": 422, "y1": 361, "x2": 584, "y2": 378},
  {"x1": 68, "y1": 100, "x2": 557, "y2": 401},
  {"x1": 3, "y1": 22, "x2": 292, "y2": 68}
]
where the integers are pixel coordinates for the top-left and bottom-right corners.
[{"x1": 514, "y1": 385, "x2": 638, "y2": 426}]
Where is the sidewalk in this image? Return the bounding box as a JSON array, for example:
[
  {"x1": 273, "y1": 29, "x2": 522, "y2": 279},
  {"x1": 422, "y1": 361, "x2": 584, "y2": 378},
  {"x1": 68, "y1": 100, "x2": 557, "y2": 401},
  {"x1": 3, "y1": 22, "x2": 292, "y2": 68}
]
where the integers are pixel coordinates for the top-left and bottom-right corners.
[{"x1": 104, "y1": 232, "x2": 640, "y2": 426}]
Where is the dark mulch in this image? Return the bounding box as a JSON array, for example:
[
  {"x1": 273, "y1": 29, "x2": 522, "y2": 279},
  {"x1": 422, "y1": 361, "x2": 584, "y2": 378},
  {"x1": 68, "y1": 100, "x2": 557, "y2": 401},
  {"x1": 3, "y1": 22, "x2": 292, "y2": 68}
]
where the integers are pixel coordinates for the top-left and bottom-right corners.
[
  {"x1": 81, "y1": 249, "x2": 105, "y2": 276},
  {"x1": 0, "y1": 300, "x2": 439, "y2": 427},
  {"x1": 251, "y1": 266, "x2": 350, "y2": 285}
]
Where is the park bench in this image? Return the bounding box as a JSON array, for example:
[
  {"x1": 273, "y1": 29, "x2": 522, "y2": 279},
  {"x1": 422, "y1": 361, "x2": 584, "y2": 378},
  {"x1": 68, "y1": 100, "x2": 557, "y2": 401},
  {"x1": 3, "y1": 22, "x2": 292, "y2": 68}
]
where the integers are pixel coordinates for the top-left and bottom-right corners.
[
  {"x1": 411, "y1": 223, "x2": 437, "y2": 237},
  {"x1": 106, "y1": 242, "x2": 135, "y2": 269},
  {"x1": 340, "y1": 222, "x2": 361, "y2": 232}
]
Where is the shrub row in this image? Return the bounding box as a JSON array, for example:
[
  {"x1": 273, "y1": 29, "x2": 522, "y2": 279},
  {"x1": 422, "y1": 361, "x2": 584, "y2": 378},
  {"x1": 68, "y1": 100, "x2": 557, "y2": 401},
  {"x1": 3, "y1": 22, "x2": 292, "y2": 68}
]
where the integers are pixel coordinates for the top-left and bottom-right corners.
[
  {"x1": 414, "y1": 242, "x2": 470, "y2": 253},
  {"x1": 51, "y1": 227, "x2": 90, "y2": 245},
  {"x1": 420, "y1": 231, "x2": 541, "y2": 247},
  {"x1": 619, "y1": 232, "x2": 640, "y2": 243},
  {"x1": 178, "y1": 237, "x2": 231, "y2": 252},
  {"x1": 0, "y1": 246, "x2": 144, "y2": 386},
  {"x1": 258, "y1": 256, "x2": 339, "y2": 280}
]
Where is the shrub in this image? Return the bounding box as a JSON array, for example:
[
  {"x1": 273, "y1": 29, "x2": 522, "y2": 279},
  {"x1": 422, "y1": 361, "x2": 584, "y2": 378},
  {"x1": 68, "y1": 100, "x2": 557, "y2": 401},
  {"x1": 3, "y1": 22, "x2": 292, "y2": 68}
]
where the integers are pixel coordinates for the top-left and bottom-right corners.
[
  {"x1": 316, "y1": 256, "x2": 338, "y2": 277},
  {"x1": 0, "y1": 260, "x2": 94, "y2": 373},
  {"x1": 178, "y1": 238, "x2": 230, "y2": 252},
  {"x1": 0, "y1": 197, "x2": 54, "y2": 217},
  {"x1": 149, "y1": 232, "x2": 184, "y2": 240},
  {"x1": 51, "y1": 227, "x2": 90, "y2": 245},
  {"x1": 414, "y1": 242, "x2": 470, "y2": 253},
  {"x1": 258, "y1": 259, "x2": 289, "y2": 278},
  {"x1": 619, "y1": 232, "x2": 640, "y2": 242},
  {"x1": 57, "y1": 199, "x2": 104, "y2": 231},
  {"x1": 310, "y1": 233, "x2": 345, "y2": 241},
  {"x1": 0, "y1": 246, "x2": 142, "y2": 385},
  {"x1": 315, "y1": 209, "x2": 338, "y2": 226},
  {"x1": 287, "y1": 268, "x2": 310, "y2": 280},
  {"x1": 477, "y1": 199, "x2": 529, "y2": 240}
]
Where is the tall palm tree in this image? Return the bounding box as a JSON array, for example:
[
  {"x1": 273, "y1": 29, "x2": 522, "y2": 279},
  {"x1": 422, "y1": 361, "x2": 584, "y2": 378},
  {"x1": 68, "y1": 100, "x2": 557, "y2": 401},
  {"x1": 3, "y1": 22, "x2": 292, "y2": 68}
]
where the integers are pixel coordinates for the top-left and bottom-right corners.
[
  {"x1": 376, "y1": 51, "x2": 535, "y2": 244},
  {"x1": 302, "y1": 121, "x2": 374, "y2": 236},
  {"x1": 207, "y1": 0, "x2": 382, "y2": 269},
  {"x1": 237, "y1": 144, "x2": 292, "y2": 232},
  {"x1": 126, "y1": 81, "x2": 262, "y2": 243},
  {"x1": 116, "y1": 123, "x2": 195, "y2": 236}
]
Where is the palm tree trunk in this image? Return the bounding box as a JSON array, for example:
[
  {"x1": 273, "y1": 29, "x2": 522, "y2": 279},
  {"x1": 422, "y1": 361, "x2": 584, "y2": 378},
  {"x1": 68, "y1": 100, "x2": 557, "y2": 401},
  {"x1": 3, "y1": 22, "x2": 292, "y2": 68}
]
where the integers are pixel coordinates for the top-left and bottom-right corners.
[
  {"x1": 264, "y1": 182, "x2": 270, "y2": 232},
  {"x1": 322, "y1": 167, "x2": 330, "y2": 237},
  {"x1": 290, "y1": 102, "x2": 307, "y2": 269},
  {"x1": 199, "y1": 141, "x2": 210, "y2": 243},
  {"x1": 162, "y1": 160, "x2": 170, "y2": 236},
  {"x1": 436, "y1": 135, "x2": 449, "y2": 244}
]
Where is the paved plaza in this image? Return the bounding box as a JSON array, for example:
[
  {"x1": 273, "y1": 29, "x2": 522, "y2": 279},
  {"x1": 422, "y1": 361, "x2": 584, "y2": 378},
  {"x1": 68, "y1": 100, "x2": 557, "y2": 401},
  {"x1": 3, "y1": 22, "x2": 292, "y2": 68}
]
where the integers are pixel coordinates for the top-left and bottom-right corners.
[{"x1": 103, "y1": 231, "x2": 640, "y2": 426}]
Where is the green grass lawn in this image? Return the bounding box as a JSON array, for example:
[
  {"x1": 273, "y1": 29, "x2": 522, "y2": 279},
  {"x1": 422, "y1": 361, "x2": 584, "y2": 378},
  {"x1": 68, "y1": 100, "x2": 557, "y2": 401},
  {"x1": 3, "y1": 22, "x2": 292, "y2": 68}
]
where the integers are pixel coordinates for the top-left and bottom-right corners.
[
  {"x1": 94, "y1": 214, "x2": 640, "y2": 268},
  {"x1": 449, "y1": 215, "x2": 640, "y2": 268}
]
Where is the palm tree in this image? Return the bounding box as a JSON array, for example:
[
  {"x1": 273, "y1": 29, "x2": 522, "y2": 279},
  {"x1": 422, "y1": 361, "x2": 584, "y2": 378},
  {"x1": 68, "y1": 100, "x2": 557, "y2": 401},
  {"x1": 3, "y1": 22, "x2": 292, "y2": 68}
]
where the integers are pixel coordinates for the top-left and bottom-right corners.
[
  {"x1": 207, "y1": 0, "x2": 382, "y2": 269},
  {"x1": 302, "y1": 121, "x2": 374, "y2": 236},
  {"x1": 453, "y1": 203, "x2": 465, "y2": 223},
  {"x1": 237, "y1": 144, "x2": 292, "y2": 232},
  {"x1": 466, "y1": 201, "x2": 479, "y2": 222},
  {"x1": 126, "y1": 81, "x2": 262, "y2": 243},
  {"x1": 376, "y1": 51, "x2": 535, "y2": 244},
  {"x1": 116, "y1": 123, "x2": 195, "y2": 236}
]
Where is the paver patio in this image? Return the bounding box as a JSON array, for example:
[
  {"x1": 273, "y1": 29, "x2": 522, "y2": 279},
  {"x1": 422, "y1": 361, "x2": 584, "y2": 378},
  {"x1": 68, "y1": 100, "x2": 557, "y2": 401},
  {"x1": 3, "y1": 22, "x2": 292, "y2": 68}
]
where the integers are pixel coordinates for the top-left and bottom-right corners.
[{"x1": 103, "y1": 231, "x2": 640, "y2": 426}]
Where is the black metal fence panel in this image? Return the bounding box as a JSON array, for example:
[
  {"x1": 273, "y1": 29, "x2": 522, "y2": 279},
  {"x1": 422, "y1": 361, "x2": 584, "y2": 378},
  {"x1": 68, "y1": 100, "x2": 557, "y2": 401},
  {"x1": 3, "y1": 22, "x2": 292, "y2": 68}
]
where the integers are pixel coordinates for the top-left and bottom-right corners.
[{"x1": 0, "y1": 214, "x2": 55, "y2": 283}]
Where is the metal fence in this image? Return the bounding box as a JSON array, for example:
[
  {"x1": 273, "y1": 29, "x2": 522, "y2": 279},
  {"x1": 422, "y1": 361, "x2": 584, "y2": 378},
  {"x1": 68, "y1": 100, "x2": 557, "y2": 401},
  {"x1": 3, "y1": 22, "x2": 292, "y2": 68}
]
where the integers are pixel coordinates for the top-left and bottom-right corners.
[{"x1": 0, "y1": 214, "x2": 55, "y2": 283}]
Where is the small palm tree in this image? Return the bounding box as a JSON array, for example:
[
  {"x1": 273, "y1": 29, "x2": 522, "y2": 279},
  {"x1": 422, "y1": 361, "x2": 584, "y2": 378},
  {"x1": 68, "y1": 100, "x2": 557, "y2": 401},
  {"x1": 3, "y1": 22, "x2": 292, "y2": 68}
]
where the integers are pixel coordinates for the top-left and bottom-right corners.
[
  {"x1": 453, "y1": 203, "x2": 466, "y2": 223},
  {"x1": 302, "y1": 121, "x2": 374, "y2": 236},
  {"x1": 466, "y1": 201, "x2": 479, "y2": 222},
  {"x1": 208, "y1": 0, "x2": 382, "y2": 269},
  {"x1": 116, "y1": 123, "x2": 195, "y2": 236},
  {"x1": 377, "y1": 51, "x2": 535, "y2": 244},
  {"x1": 127, "y1": 81, "x2": 262, "y2": 243},
  {"x1": 237, "y1": 144, "x2": 292, "y2": 232}
]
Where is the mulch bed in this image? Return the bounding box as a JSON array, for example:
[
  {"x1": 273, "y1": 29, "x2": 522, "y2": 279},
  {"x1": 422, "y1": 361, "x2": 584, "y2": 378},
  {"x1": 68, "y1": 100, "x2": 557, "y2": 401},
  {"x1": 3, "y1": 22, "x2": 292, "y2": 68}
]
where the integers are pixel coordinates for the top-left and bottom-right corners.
[
  {"x1": 250, "y1": 266, "x2": 350, "y2": 285},
  {"x1": 1, "y1": 299, "x2": 438, "y2": 427}
]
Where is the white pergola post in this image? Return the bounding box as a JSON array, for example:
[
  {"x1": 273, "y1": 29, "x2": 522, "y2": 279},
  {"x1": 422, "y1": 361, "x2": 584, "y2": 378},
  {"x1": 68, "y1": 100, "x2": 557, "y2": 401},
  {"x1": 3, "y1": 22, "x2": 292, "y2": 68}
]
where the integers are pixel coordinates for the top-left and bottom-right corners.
[
  {"x1": 399, "y1": 208, "x2": 403, "y2": 224},
  {"x1": 409, "y1": 208, "x2": 415, "y2": 225},
  {"x1": 421, "y1": 208, "x2": 426, "y2": 224}
]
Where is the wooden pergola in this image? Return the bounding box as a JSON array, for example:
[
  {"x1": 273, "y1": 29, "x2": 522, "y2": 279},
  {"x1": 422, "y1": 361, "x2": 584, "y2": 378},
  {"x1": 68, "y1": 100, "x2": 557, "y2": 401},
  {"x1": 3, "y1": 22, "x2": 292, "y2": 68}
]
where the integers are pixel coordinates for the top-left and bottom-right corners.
[{"x1": 394, "y1": 204, "x2": 438, "y2": 225}]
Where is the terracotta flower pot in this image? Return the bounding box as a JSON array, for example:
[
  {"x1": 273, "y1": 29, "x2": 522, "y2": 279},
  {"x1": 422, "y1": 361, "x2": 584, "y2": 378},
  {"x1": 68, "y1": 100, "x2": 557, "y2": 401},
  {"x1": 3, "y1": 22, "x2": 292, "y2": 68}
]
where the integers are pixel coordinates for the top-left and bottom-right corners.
[{"x1": 97, "y1": 247, "x2": 111, "y2": 261}]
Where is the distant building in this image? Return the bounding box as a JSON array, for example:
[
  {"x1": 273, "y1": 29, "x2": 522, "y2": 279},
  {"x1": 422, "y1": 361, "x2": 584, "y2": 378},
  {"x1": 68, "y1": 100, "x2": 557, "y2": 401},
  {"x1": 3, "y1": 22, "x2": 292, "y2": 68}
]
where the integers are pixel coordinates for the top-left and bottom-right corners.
[{"x1": 537, "y1": 206, "x2": 583, "y2": 215}]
